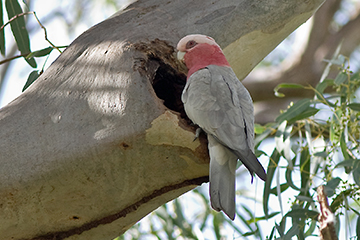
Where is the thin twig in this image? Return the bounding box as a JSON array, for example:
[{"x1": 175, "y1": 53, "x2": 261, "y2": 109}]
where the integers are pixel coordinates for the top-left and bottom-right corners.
[
  {"x1": 0, "y1": 12, "x2": 33, "y2": 32},
  {"x1": 0, "y1": 53, "x2": 27, "y2": 65},
  {"x1": 0, "y1": 11, "x2": 63, "y2": 55},
  {"x1": 31, "y1": 11, "x2": 62, "y2": 53}
]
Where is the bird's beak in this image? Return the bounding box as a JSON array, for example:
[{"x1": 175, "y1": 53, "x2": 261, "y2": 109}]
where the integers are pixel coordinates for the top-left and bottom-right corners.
[{"x1": 177, "y1": 51, "x2": 185, "y2": 61}]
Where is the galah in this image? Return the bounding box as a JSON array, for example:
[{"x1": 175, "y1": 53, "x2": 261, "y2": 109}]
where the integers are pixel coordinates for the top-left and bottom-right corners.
[{"x1": 177, "y1": 34, "x2": 267, "y2": 220}]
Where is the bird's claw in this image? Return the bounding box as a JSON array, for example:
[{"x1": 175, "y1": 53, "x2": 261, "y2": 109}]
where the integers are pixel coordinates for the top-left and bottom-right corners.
[{"x1": 193, "y1": 128, "x2": 203, "y2": 142}]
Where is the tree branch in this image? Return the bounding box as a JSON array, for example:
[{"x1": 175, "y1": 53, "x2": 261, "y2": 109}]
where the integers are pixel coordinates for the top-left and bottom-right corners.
[
  {"x1": 317, "y1": 185, "x2": 339, "y2": 240},
  {"x1": 0, "y1": 0, "x2": 325, "y2": 239}
]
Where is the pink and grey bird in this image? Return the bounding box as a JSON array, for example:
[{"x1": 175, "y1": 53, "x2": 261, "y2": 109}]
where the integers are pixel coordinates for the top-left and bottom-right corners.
[{"x1": 177, "y1": 34, "x2": 267, "y2": 220}]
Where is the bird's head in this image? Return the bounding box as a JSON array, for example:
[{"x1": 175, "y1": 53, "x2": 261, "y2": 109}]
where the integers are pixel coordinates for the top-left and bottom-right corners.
[{"x1": 176, "y1": 34, "x2": 230, "y2": 79}]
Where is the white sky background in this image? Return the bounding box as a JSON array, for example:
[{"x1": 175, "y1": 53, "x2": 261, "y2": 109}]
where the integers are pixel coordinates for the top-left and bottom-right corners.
[
  {"x1": 0, "y1": 0, "x2": 131, "y2": 106},
  {"x1": 0, "y1": 0, "x2": 359, "y2": 239}
]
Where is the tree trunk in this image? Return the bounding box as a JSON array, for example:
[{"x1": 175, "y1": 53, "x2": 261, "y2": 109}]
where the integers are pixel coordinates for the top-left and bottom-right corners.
[{"x1": 0, "y1": 0, "x2": 324, "y2": 239}]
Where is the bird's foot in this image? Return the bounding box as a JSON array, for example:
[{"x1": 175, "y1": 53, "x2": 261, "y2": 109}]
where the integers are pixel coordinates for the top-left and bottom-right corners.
[{"x1": 193, "y1": 127, "x2": 203, "y2": 142}]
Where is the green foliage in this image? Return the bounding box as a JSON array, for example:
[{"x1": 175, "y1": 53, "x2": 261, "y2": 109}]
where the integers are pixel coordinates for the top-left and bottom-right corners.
[
  {"x1": 260, "y1": 54, "x2": 360, "y2": 239},
  {"x1": 0, "y1": 0, "x2": 5, "y2": 55},
  {"x1": 5, "y1": 0, "x2": 36, "y2": 67},
  {"x1": 0, "y1": 0, "x2": 65, "y2": 91},
  {"x1": 22, "y1": 70, "x2": 39, "y2": 91}
]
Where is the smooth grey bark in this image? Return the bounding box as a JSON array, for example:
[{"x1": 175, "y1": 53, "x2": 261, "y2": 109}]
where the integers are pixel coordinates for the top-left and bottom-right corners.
[{"x1": 0, "y1": 0, "x2": 324, "y2": 239}]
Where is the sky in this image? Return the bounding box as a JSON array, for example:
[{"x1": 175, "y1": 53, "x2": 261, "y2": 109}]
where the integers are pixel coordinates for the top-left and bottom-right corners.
[{"x1": 0, "y1": 0, "x2": 130, "y2": 107}]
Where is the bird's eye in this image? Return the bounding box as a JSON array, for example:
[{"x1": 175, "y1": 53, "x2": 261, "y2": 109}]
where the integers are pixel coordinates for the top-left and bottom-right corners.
[{"x1": 186, "y1": 40, "x2": 197, "y2": 49}]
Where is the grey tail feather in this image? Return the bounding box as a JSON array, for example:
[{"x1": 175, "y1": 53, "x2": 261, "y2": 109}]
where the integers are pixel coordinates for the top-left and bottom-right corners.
[
  {"x1": 209, "y1": 155, "x2": 236, "y2": 220},
  {"x1": 235, "y1": 149, "x2": 267, "y2": 181},
  {"x1": 208, "y1": 135, "x2": 237, "y2": 220}
]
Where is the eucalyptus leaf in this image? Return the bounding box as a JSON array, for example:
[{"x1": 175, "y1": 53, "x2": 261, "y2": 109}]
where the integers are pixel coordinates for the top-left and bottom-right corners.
[
  {"x1": 334, "y1": 71, "x2": 348, "y2": 85},
  {"x1": 5, "y1": 0, "x2": 36, "y2": 67},
  {"x1": 0, "y1": 0, "x2": 5, "y2": 55},
  {"x1": 356, "y1": 215, "x2": 360, "y2": 239},
  {"x1": 287, "y1": 107, "x2": 319, "y2": 124},
  {"x1": 269, "y1": 183, "x2": 289, "y2": 196},
  {"x1": 247, "y1": 212, "x2": 280, "y2": 224},
  {"x1": 274, "y1": 83, "x2": 304, "y2": 98},
  {"x1": 285, "y1": 209, "x2": 318, "y2": 220},
  {"x1": 323, "y1": 177, "x2": 341, "y2": 197},
  {"x1": 316, "y1": 79, "x2": 334, "y2": 94},
  {"x1": 300, "y1": 147, "x2": 310, "y2": 193},
  {"x1": 263, "y1": 149, "x2": 280, "y2": 217},
  {"x1": 320, "y1": 43, "x2": 343, "y2": 82},
  {"x1": 335, "y1": 159, "x2": 358, "y2": 169},
  {"x1": 353, "y1": 166, "x2": 360, "y2": 187},
  {"x1": 295, "y1": 195, "x2": 314, "y2": 203},
  {"x1": 275, "y1": 120, "x2": 287, "y2": 155},
  {"x1": 284, "y1": 225, "x2": 299, "y2": 240},
  {"x1": 348, "y1": 103, "x2": 360, "y2": 112},
  {"x1": 22, "y1": 70, "x2": 39, "y2": 91},
  {"x1": 340, "y1": 131, "x2": 351, "y2": 159},
  {"x1": 26, "y1": 46, "x2": 53, "y2": 58},
  {"x1": 285, "y1": 160, "x2": 300, "y2": 191},
  {"x1": 276, "y1": 98, "x2": 313, "y2": 123}
]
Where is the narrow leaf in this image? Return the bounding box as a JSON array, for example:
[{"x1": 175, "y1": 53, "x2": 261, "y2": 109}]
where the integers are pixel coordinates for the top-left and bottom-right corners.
[
  {"x1": 335, "y1": 159, "x2": 358, "y2": 169},
  {"x1": 26, "y1": 46, "x2": 53, "y2": 58},
  {"x1": 254, "y1": 122, "x2": 277, "y2": 147},
  {"x1": 0, "y1": 0, "x2": 5, "y2": 55},
  {"x1": 284, "y1": 225, "x2": 299, "y2": 240},
  {"x1": 353, "y1": 166, "x2": 360, "y2": 187},
  {"x1": 5, "y1": 0, "x2": 36, "y2": 67},
  {"x1": 287, "y1": 107, "x2": 319, "y2": 124},
  {"x1": 295, "y1": 195, "x2": 314, "y2": 203},
  {"x1": 329, "y1": 111, "x2": 341, "y2": 143},
  {"x1": 316, "y1": 79, "x2": 334, "y2": 94},
  {"x1": 314, "y1": 151, "x2": 328, "y2": 158},
  {"x1": 283, "y1": 124, "x2": 293, "y2": 162},
  {"x1": 263, "y1": 149, "x2": 280, "y2": 217},
  {"x1": 247, "y1": 212, "x2": 280, "y2": 224},
  {"x1": 22, "y1": 70, "x2": 39, "y2": 91},
  {"x1": 323, "y1": 177, "x2": 341, "y2": 197},
  {"x1": 239, "y1": 205, "x2": 255, "y2": 232},
  {"x1": 300, "y1": 147, "x2": 310, "y2": 193},
  {"x1": 275, "y1": 121, "x2": 287, "y2": 155},
  {"x1": 286, "y1": 159, "x2": 300, "y2": 191},
  {"x1": 348, "y1": 103, "x2": 360, "y2": 112},
  {"x1": 268, "y1": 226, "x2": 276, "y2": 240},
  {"x1": 334, "y1": 71, "x2": 348, "y2": 85},
  {"x1": 330, "y1": 189, "x2": 353, "y2": 213},
  {"x1": 357, "y1": 215, "x2": 360, "y2": 239},
  {"x1": 304, "y1": 217, "x2": 318, "y2": 237},
  {"x1": 269, "y1": 183, "x2": 289, "y2": 196},
  {"x1": 340, "y1": 131, "x2": 352, "y2": 160},
  {"x1": 320, "y1": 43, "x2": 343, "y2": 82},
  {"x1": 275, "y1": 222, "x2": 285, "y2": 237},
  {"x1": 285, "y1": 209, "x2": 318, "y2": 220},
  {"x1": 276, "y1": 98, "x2": 312, "y2": 123},
  {"x1": 274, "y1": 83, "x2": 304, "y2": 98}
]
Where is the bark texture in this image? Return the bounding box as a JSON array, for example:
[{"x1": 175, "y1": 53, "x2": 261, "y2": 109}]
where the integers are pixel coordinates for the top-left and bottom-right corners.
[
  {"x1": 0, "y1": 0, "x2": 324, "y2": 239},
  {"x1": 317, "y1": 185, "x2": 339, "y2": 240}
]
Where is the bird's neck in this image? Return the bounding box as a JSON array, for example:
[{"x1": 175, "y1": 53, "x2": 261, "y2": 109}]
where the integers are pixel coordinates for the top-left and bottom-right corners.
[{"x1": 184, "y1": 44, "x2": 230, "y2": 79}]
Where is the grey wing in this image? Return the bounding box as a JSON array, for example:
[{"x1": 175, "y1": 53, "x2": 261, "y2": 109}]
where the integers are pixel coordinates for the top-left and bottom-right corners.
[
  {"x1": 181, "y1": 69, "x2": 221, "y2": 129},
  {"x1": 182, "y1": 65, "x2": 252, "y2": 149},
  {"x1": 182, "y1": 65, "x2": 266, "y2": 181},
  {"x1": 207, "y1": 65, "x2": 253, "y2": 151}
]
